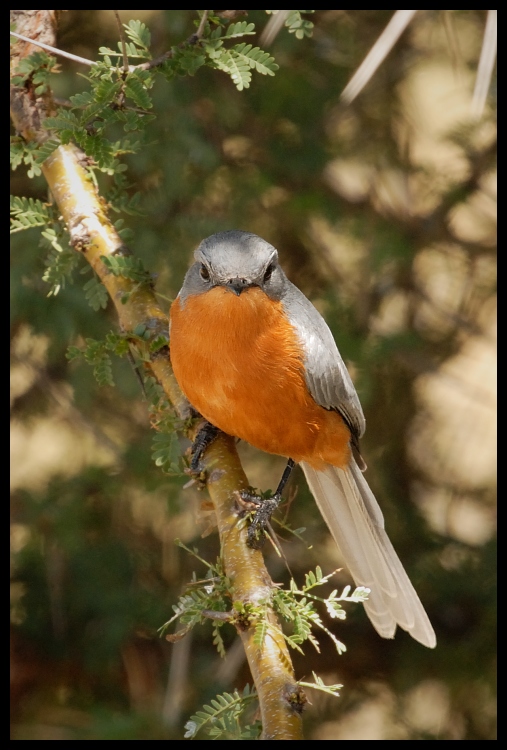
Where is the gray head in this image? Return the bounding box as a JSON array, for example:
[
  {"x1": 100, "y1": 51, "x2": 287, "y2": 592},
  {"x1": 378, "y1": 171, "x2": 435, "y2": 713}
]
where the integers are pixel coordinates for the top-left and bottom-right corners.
[{"x1": 178, "y1": 230, "x2": 288, "y2": 303}]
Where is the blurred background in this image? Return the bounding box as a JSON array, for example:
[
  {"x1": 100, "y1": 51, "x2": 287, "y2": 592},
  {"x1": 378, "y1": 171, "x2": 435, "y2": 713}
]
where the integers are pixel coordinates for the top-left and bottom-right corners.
[{"x1": 11, "y1": 10, "x2": 496, "y2": 740}]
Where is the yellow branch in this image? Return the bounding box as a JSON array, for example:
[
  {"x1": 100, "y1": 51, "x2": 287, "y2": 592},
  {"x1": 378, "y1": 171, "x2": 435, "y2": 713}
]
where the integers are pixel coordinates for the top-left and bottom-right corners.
[{"x1": 203, "y1": 435, "x2": 304, "y2": 739}]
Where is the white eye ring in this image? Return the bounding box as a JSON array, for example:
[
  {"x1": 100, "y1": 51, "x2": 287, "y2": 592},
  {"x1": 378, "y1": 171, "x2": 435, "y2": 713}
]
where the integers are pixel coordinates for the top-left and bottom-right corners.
[{"x1": 200, "y1": 264, "x2": 210, "y2": 281}]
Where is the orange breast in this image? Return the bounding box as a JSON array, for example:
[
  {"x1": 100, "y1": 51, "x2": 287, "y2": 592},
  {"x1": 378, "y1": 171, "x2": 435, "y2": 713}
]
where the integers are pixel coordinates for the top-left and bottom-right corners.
[{"x1": 169, "y1": 286, "x2": 351, "y2": 469}]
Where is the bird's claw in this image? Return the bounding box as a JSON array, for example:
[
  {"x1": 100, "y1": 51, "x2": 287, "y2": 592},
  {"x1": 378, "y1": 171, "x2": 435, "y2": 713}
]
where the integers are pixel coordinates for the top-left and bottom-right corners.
[{"x1": 235, "y1": 490, "x2": 282, "y2": 549}]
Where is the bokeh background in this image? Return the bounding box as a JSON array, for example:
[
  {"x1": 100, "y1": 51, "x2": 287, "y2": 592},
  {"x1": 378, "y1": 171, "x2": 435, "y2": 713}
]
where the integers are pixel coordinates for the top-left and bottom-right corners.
[{"x1": 11, "y1": 10, "x2": 496, "y2": 740}]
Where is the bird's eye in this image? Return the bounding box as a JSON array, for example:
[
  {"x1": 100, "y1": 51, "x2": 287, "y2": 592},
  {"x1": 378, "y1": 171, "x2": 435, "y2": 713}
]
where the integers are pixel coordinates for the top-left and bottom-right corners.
[
  {"x1": 200, "y1": 264, "x2": 210, "y2": 281},
  {"x1": 263, "y1": 263, "x2": 275, "y2": 283}
]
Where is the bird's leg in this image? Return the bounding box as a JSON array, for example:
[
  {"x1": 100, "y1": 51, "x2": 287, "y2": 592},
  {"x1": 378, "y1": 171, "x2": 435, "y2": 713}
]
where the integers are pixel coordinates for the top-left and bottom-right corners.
[
  {"x1": 241, "y1": 459, "x2": 296, "y2": 549},
  {"x1": 190, "y1": 421, "x2": 219, "y2": 473}
]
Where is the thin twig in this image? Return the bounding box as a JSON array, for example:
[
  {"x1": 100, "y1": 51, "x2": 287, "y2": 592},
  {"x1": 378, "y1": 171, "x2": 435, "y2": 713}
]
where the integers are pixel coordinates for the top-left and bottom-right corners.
[
  {"x1": 10, "y1": 30, "x2": 95, "y2": 67},
  {"x1": 471, "y1": 9, "x2": 497, "y2": 118},
  {"x1": 162, "y1": 629, "x2": 192, "y2": 728},
  {"x1": 195, "y1": 10, "x2": 210, "y2": 40},
  {"x1": 113, "y1": 10, "x2": 129, "y2": 75},
  {"x1": 441, "y1": 10, "x2": 463, "y2": 84},
  {"x1": 259, "y1": 10, "x2": 289, "y2": 47},
  {"x1": 340, "y1": 10, "x2": 418, "y2": 105}
]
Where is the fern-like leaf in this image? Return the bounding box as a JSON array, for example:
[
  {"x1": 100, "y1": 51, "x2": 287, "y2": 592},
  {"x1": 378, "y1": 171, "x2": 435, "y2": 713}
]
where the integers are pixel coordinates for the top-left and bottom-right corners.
[
  {"x1": 253, "y1": 618, "x2": 268, "y2": 647},
  {"x1": 151, "y1": 431, "x2": 181, "y2": 475},
  {"x1": 233, "y1": 43, "x2": 279, "y2": 76},
  {"x1": 222, "y1": 21, "x2": 256, "y2": 39},
  {"x1": 34, "y1": 139, "x2": 61, "y2": 164},
  {"x1": 212, "y1": 49, "x2": 252, "y2": 90},
  {"x1": 83, "y1": 276, "x2": 109, "y2": 311},
  {"x1": 124, "y1": 19, "x2": 151, "y2": 53},
  {"x1": 125, "y1": 75, "x2": 153, "y2": 110},
  {"x1": 285, "y1": 10, "x2": 315, "y2": 39},
  {"x1": 184, "y1": 688, "x2": 255, "y2": 740},
  {"x1": 10, "y1": 196, "x2": 52, "y2": 233},
  {"x1": 43, "y1": 247, "x2": 79, "y2": 296},
  {"x1": 212, "y1": 624, "x2": 226, "y2": 658},
  {"x1": 101, "y1": 254, "x2": 152, "y2": 283}
]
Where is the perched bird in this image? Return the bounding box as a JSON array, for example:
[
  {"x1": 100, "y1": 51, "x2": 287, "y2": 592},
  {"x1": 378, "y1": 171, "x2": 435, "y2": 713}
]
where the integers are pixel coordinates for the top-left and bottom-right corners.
[{"x1": 169, "y1": 230, "x2": 436, "y2": 648}]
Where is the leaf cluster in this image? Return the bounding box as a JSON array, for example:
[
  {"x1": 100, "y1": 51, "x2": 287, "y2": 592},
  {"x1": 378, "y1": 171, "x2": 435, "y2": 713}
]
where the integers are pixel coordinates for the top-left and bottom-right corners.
[
  {"x1": 184, "y1": 684, "x2": 260, "y2": 740},
  {"x1": 151, "y1": 430, "x2": 183, "y2": 476},
  {"x1": 266, "y1": 10, "x2": 315, "y2": 39},
  {"x1": 202, "y1": 22, "x2": 279, "y2": 91},
  {"x1": 67, "y1": 332, "x2": 129, "y2": 387},
  {"x1": 10, "y1": 137, "x2": 60, "y2": 178},
  {"x1": 98, "y1": 19, "x2": 152, "y2": 62},
  {"x1": 272, "y1": 566, "x2": 370, "y2": 656},
  {"x1": 155, "y1": 16, "x2": 279, "y2": 91},
  {"x1": 162, "y1": 546, "x2": 366, "y2": 730},
  {"x1": 159, "y1": 543, "x2": 233, "y2": 651},
  {"x1": 11, "y1": 50, "x2": 58, "y2": 94},
  {"x1": 165, "y1": 551, "x2": 356, "y2": 736},
  {"x1": 10, "y1": 195, "x2": 54, "y2": 232}
]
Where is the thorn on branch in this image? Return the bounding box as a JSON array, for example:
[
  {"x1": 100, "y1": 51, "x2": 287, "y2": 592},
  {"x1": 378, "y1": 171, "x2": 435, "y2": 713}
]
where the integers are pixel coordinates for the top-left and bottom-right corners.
[{"x1": 10, "y1": 31, "x2": 95, "y2": 67}]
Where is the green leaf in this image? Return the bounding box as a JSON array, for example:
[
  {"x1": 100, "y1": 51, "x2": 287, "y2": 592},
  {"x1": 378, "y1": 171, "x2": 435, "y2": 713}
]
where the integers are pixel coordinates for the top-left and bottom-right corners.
[
  {"x1": 253, "y1": 619, "x2": 268, "y2": 647},
  {"x1": 183, "y1": 687, "x2": 257, "y2": 740},
  {"x1": 43, "y1": 247, "x2": 79, "y2": 296},
  {"x1": 79, "y1": 339, "x2": 115, "y2": 387},
  {"x1": 10, "y1": 195, "x2": 52, "y2": 233},
  {"x1": 145, "y1": 378, "x2": 170, "y2": 408},
  {"x1": 305, "y1": 570, "x2": 317, "y2": 587},
  {"x1": 11, "y1": 50, "x2": 56, "y2": 92},
  {"x1": 69, "y1": 90, "x2": 94, "y2": 107},
  {"x1": 172, "y1": 48, "x2": 207, "y2": 77},
  {"x1": 151, "y1": 431, "x2": 181, "y2": 474},
  {"x1": 233, "y1": 43, "x2": 279, "y2": 76},
  {"x1": 222, "y1": 21, "x2": 256, "y2": 39},
  {"x1": 105, "y1": 332, "x2": 130, "y2": 356},
  {"x1": 212, "y1": 624, "x2": 226, "y2": 658},
  {"x1": 212, "y1": 49, "x2": 252, "y2": 91},
  {"x1": 298, "y1": 671, "x2": 342, "y2": 697},
  {"x1": 124, "y1": 75, "x2": 152, "y2": 110},
  {"x1": 101, "y1": 254, "x2": 151, "y2": 283},
  {"x1": 285, "y1": 10, "x2": 315, "y2": 39},
  {"x1": 83, "y1": 277, "x2": 109, "y2": 311},
  {"x1": 124, "y1": 19, "x2": 151, "y2": 52},
  {"x1": 34, "y1": 139, "x2": 61, "y2": 164},
  {"x1": 44, "y1": 110, "x2": 82, "y2": 132}
]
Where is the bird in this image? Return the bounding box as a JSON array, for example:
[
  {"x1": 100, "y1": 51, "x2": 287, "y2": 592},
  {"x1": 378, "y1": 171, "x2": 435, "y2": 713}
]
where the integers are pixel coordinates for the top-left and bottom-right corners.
[{"x1": 169, "y1": 230, "x2": 436, "y2": 648}]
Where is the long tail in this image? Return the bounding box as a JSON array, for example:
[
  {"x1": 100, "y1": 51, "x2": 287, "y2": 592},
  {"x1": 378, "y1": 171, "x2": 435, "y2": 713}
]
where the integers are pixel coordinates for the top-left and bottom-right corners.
[{"x1": 301, "y1": 460, "x2": 436, "y2": 648}]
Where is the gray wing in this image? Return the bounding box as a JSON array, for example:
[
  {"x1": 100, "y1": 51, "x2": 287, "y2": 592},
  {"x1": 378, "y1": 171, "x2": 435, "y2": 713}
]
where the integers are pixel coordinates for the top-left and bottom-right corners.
[{"x1": 281, "y1": 279, "x2": 366, "y2": 441}]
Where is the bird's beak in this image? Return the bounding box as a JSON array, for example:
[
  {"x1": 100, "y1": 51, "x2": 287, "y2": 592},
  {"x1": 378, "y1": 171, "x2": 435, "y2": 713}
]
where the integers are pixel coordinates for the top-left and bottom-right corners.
[{"x1": 225, "y1": 277, "x2": 253, "y2": 296}]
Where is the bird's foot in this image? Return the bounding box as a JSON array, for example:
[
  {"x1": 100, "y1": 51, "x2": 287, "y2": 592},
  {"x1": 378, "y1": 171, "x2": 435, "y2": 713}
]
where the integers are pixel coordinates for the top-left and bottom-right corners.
[
  {"x1": 236, "y1": 489, "x2": 283, "y2": 550},
  {"x1": 189, "y1": 421, "x2": 219, "y2": 475}
]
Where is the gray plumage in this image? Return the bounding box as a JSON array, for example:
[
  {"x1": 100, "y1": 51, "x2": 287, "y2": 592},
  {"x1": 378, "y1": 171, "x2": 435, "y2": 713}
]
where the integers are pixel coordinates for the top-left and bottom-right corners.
[{"x1": 175, "y1": 230, "x2": 436, "y2": 648}]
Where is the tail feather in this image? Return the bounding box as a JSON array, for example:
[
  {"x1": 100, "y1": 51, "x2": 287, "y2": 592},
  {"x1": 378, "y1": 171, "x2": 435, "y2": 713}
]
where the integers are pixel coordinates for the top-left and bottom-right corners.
[{"x1": 301, "y1": 460, "x2": 436, "y2": 648}]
